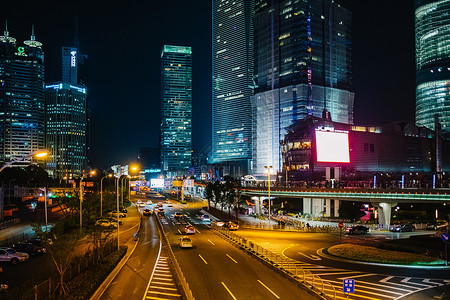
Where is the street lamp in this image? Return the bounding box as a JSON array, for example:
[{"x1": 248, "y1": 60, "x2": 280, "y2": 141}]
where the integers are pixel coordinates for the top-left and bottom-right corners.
[
  {"x1": 0, "y1": 149, "x2": 49, "y2": 173},
  {"x1": 100, "y1": 174, "x2": 113, "y2": 217},
  {"x1": 264, "y1": 165, "x2": 273, "y2": 228},
  {"x1": 80, "y1": 171, "x2": 96, "y2": 234},
  {"x1": 116, "y1": 176, "x2": 121, "y2": 250},
  {"x1": 59, "y1": 176, "x2": 67, "y2": 187}
]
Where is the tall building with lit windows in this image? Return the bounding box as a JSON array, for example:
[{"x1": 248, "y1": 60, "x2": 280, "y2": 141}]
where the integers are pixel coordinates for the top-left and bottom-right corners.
[
  {"x1": 161, "y1": 45, "x2": 192, "y2": 175},
  {"x1": 251, "y1": 0, "x2": 354, "y2": 175},
  {"x1": 45, "y1": 83, "x2": 87, "y2": 178},
  {"x1": 0, "y1": 24, "x2": 45, "y2": 167},
  {"x1": 415, "y1": 0, "x2": 450, "y2": 135},
  {"x1": 212, "y1": 0, "x2": 254, "y2": 174}
]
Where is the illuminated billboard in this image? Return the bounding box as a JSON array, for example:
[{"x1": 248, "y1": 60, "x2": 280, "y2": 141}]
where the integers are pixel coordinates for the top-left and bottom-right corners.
[
  {"x1": 150, "y1": 179, "x2": 165, "y2": 188},
  {"x1": 315, "y1": 130, "x2": 350, "y2": 163}
]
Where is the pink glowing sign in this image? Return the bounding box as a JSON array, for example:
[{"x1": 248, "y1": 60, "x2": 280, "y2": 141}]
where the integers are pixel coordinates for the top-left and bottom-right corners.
[{"x1": 315, "y1": 130, "x2": 350, "y2": 163}]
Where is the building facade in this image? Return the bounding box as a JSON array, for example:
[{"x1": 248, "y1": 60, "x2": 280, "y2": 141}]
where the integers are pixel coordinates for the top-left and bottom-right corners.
[
  {"x1": 161, "y1": 45, "x2": 192, "y2": 175},
  {"x1": 0, "y1": 25, "x2": 45, "y2": 167},
  {"x1": 212, "y1": 0, "x2": 254, "y2": 171},
  {"x1": 415, "y1": 0, "x2": 450, "y2": 135},
  {"x1": 45, "y1": 83, "x2": 87, "y2": 178},
  {"x1": 251, "y1": 0, "x2": 354, "y2": 175}
]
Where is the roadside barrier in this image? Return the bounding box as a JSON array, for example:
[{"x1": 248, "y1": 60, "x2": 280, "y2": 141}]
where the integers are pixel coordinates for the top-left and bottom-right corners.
[
  {"x1": 211, "y1": 225, "x2": 336, "y2": 300},
  {"x1": 153, "y1": 213, "x2": 195, "y2": 300}
]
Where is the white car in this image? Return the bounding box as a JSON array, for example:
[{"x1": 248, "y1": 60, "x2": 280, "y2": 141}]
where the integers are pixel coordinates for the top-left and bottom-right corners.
[
  {"x1": 179, "y1": 236, "x2": 193, "y2": 248},
  {"x1": 0, "y1": 247, "x2": 29, "y2": 264},
  {"x1": 201, "y1": 215, "x2": 211, "y2": 223}
]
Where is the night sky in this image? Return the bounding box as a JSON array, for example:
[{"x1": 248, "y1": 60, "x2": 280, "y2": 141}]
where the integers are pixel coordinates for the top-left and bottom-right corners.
[{"x1": 2, "y1": 1, "x2": 415, "y2": 168}]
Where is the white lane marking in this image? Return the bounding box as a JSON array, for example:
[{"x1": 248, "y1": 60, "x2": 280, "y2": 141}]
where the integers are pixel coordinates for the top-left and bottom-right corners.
[
  {"x1": 313, "y1": 271, "x2": 362, "y2": 276},
  {"x1": 400, "y1": 278, "x2": 432, "y2": 287},
  {"x1": 423, "y1": 278, "x2": 444, "y2": 286},
  {"x1": 338, "y1": 273, "x2": 377, "y2": 279},
  {"x1": 297, "y1": 252, "x2": 322, "y2": 260},
  {"x1": 177, "y1": 229, "x2": 181, "y2": 235},
  {"x1": 142, "y1": 241, "x2": 162, "y2": 300},
  {"x1": 380, "y1": 276, "x2": 394, "y2": 283},
  {"x1": 226, "y1": 254, "x2": 238, "y2": 264},
  {"x1": 325, "y1": 279, "x2": 403, "y2": 297},
  {"x1": 221, "y1": 282, "x2": 237, "y2": 300},
  {"x1": 257, "y1": 280, "x2": 280, "y2": 299},
  {"x1": 199, "y1": 254, "x2": 208, "y2": 264}
]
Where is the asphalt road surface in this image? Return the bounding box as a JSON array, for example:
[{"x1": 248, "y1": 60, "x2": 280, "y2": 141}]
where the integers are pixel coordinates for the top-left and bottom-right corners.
[{"x1": 160, "y1": 202, "x2": 317, "y2": 300}]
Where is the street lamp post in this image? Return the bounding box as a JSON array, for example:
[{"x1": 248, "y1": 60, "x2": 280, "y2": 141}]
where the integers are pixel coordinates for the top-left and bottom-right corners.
[
  {"x1": 0, "y1": 149, "x2": 49, "y2": 173},
  {"x1": 80, "y1": 170, "x2": 96, "y2": 234},
  {"x1": 116, "y1": 176, "x2": 120, "y2": 250},
  {"x1": 265, "y1": 166, "x2": 273, "y2": 228},
  {"x1": 100, "y1": 174, "x2": 112, "y2": 217}
]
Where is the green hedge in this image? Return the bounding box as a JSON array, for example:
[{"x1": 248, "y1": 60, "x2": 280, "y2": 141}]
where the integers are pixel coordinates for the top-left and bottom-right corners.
[{"x1": 65, "y1": 246, "x2": 127, "y2": 299}]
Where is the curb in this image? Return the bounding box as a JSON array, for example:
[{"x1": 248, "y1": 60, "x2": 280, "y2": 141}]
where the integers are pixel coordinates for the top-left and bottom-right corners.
[
  {"x1": 90, "y1": 206, "x2": 142, "y2": 300},
  {"x1": 316, "y1": 248, "x2": 450, "y2": 269}
]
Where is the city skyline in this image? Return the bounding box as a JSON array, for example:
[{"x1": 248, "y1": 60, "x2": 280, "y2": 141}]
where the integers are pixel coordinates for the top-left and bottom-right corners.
[{"x1": 1, "y1": 1, "x2": 415, "y2": 168}]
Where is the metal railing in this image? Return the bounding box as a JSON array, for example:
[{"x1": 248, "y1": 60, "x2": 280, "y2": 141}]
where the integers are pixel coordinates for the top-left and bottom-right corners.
[
  {"x1": 153, "y1": 213, "x2": 195, "y2": 300},
  {"x1": 212, "y1": 226, "x2": 337, "y2": 300}
]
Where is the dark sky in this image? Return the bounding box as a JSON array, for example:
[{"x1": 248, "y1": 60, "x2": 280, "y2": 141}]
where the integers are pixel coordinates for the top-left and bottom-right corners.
[{"x1": 2, "y1": 1, "x2": 415, "y2": 168}]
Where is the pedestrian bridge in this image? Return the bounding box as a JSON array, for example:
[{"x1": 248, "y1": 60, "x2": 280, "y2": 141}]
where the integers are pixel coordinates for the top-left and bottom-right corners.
[{"x1": 241, "y1": 187, "x2": 450, "y2": 203}]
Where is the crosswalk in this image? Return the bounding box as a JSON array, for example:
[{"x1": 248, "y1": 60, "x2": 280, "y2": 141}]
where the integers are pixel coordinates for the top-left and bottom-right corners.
[
  {"x1": 262, "y1": 250, "x2": 449, "y2": 300},
  {"x1": 143, "y1": 256, "x2": 181, "y2": 300}
]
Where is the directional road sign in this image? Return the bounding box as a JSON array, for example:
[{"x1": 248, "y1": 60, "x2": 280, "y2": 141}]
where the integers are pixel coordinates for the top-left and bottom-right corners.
[
  {"x1": 442, "y1": 233, "x2": 449, "y2": 243},
  {"x1": 343, "y1": 279, "x2": 355, "y2": 293}
]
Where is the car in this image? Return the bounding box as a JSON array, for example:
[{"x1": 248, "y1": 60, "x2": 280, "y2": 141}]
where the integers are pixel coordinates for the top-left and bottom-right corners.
[
  {"x1": 174, "y1": 212, "x2": 183, "y2": 219},
  {"x1": 120, "y1": 207, "x2": 128, "y2": 213},
  {"x1": 185, "y1": 225, "x2": 195, "y2": 234},
  {"x1": 212, "y1": 220, "x2": 225, "y2": 227},
  {"x1": 146, "y1": 200, "x2": 152, "y2": 205},
  {"x1": 201, "y1": 215, "x2": 211, "y2": 223},
  {"x1": 390, "y1": 223, "x2": 415, "y2": 232},
  {"x1": 179, "y1": 236, "x2": 193, "y2": 248},
  {"x1": 225, "y1": 221, "x2": 239, "y2": 231},
  {"x1": 0, "y1": 247, "x2": 29, "y2": 264},
  {"x1": 167, "y1": 202, "x2": 173, "y2": 207},
  {"x1": 95, "y1": 218, "x2": 122, "y2": 228},
  {"x1": 143, "y1": 208, "x2": 152, "y2": 216},
  {"x1": 158, "y1": 208, "x2": 165, "y2": 217},
  {"x1": 12, "y1": 242, "x2": 47, "y2": 256},
  {"x1": 139, "y1": 202, "x2": 145, "y2": 207},
  {"x1": 345, "y1": 225, "x2": 369, "y2": 235},
  {"x1": 426, "y1": 220, "x2": 448, "y2": 230},
  {"x1": 158, "y1": 202, "x2": 163, "y2": 207},
  {"x1": 109, "y1": 211, "x2": 126, "y2": 218}
]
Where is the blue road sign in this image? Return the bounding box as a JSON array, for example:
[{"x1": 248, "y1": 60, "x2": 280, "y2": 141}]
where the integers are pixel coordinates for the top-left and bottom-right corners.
[
  {"x1": 442, "y1": 233, "x2": 449, "y2": 242},
  {"x1": 343, "y1": 279, "x2": 355, "y2": 293}
]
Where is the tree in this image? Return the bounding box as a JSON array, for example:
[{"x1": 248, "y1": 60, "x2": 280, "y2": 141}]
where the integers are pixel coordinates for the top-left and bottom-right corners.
[
  {"x1": 212, "y1": 180, "x2": 225, "y2": 210},
  {"x1": 204, "y1": 182, "x2": 214, "y2": 210}
]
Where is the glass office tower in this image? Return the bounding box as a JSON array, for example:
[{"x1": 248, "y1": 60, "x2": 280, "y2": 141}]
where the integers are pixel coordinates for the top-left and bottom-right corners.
[
  {"x1": 212, "y1": 0, "x2": 254, "y2": 169},
  {"x1": 415, "y1": 0, "x2": 450, "y2": 134},
  {"x1": 252, "y1": 0, "x2": 354, "y2": 174},
  {"x1": 0, "y1": 25, "x2": 45, "y2": 167},
  {"x1": 45, "y1": 83, "x2": 87, "y2": 178},
  {"x1": 161, "y1": 45, "x2": 192, "y2": 175}
]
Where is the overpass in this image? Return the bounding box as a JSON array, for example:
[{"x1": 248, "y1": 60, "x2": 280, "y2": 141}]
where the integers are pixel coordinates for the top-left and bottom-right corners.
[{"x1": 241, "y1": 187, "x2": 450, "y2": 228}]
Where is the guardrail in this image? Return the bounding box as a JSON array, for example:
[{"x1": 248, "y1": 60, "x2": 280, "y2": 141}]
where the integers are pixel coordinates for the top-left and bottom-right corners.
[
  {"x1": 153, "y1": 213, "x2": 195, "y2": 300},
  {"x1": 212, "y1": 226, "x2": 336, "y2": 300}
]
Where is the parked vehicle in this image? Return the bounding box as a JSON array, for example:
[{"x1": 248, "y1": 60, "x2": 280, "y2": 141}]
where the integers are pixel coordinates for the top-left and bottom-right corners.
[
  {"x1": 12, "y1": 242, "x2": 46, "y2": 256},
  {"x1": 345, "y1": 225, "x2": 369, "y2": 235},
  {"x1": 0, "y1": 247, "x2": 29, "y2": 264}
]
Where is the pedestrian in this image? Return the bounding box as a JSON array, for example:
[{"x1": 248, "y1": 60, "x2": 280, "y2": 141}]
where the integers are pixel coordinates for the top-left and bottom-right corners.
[{"x1": 306, "y1": 222, "x2": 310, "y2": 230}]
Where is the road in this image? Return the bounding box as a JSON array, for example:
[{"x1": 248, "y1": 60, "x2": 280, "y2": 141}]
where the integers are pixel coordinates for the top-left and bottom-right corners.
[
  {"x1": 160, "y1": 202, "x2": 317, "y2": 300},
  {"x1": 232, "y1": 228, "x2": 450, "y2": 300}
]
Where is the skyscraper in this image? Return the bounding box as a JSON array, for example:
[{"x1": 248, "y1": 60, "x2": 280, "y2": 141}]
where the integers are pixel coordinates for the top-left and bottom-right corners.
[
  {"x1": 212, "y1": 0, "x2": 254, "y2": 172},
  {"x1": 251, "y1": 0, "x2": 354, "y2": 174},
  {"x1": 161, "y1": 45, "x2": 192, "y2": 175},
  {"x1": 44, "y1": 83, "x2": 87, "y2": 178},
  {"x1": 415, "y1": 0, "x2": 450, "y2": 135},
  {"x1": 0, "y1": 24, "x2": 45, "y2": 167}
]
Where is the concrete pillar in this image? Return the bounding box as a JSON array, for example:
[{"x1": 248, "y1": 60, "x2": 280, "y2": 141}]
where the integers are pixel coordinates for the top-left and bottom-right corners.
[
  {"x1": 334, "y1": 199, "x2": 340, "y2": 217},
  {"x1": 378, "y1": 202, "x2": 397, "y2": 230},
  {"x1": 325, "y1": 199, "x2": 331, "y2": 217},
  {"x1": 303, "y1": 198, "x2": 312, "y2": 215},
  {"x1": 334, "y1": 167, "x2": 341, "y2": 182},
  {"x1": 312, "y1": 198, "x2": 324, "y2": 217},
  {"x1": 325, "y1": 167, "x2": 331, "y2": 181}
]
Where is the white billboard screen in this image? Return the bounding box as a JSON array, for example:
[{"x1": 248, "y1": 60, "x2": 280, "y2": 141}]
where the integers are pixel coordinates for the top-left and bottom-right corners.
[
  {"x1": 315, "y1": 130, "x2": 350, "y2": 163},
  {"x1": 150, "y1": 179, "x2": 165, "y2": 188}
]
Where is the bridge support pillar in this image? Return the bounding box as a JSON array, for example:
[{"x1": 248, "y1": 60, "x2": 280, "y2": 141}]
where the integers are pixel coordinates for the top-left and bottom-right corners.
[
  {"x1": 252, "y1": 196, "x2": 263, "y2": 215},
  {"x1": 377, "y1": 202, "x2": 397, "y2": 230}
]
